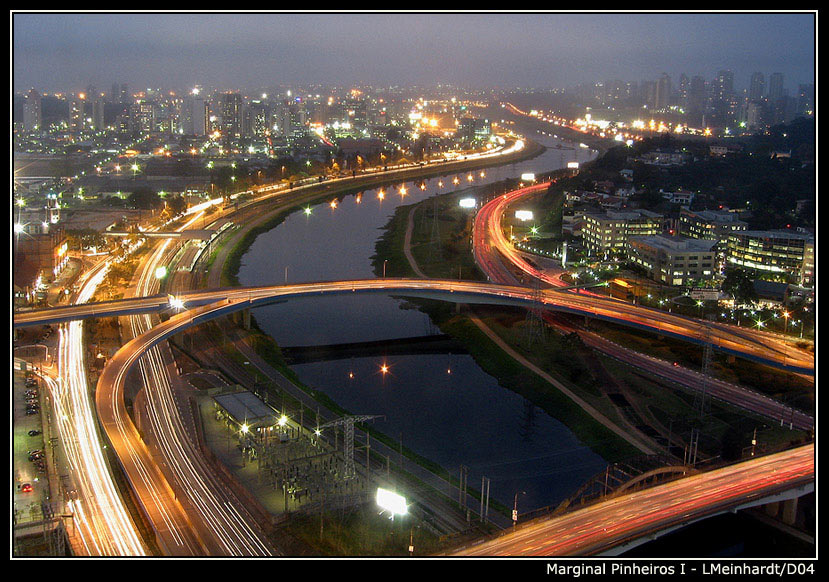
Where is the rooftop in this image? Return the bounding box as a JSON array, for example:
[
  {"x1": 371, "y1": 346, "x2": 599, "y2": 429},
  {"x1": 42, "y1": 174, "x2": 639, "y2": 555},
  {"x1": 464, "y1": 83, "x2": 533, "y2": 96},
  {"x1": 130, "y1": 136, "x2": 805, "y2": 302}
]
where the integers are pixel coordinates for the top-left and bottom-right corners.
[{"x1": 213, "y1": 391, "x2": 278, "y2": 427}]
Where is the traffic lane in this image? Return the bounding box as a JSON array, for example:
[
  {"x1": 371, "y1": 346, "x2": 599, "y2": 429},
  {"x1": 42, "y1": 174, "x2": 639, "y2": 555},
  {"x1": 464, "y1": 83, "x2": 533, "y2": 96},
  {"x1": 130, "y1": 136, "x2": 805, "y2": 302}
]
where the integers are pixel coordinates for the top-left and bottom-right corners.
[{"x1": 453, "y1": 444, "x2": 813, "y2": 556}]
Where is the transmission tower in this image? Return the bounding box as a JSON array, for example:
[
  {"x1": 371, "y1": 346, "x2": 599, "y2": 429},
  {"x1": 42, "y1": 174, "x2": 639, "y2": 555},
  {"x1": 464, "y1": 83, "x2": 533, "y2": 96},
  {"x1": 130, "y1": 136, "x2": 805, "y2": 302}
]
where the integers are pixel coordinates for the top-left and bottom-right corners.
[
  {"x1": 523, "y1": 278, "x2": 546, "y2": 347},
  {"x1": 317, "y1": 415, "x2": 382, "y2": 478},
  {"x1": 693, "y1": 321, "x2": 714, "y2": 418}
]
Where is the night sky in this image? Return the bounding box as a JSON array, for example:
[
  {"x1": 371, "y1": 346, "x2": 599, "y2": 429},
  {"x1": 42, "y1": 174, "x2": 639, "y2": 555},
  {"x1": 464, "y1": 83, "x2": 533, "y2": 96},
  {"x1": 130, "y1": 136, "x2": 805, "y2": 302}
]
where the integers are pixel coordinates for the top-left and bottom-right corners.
[{"x1": 13, "y1": 12, "x2": 816, "y2": 93}]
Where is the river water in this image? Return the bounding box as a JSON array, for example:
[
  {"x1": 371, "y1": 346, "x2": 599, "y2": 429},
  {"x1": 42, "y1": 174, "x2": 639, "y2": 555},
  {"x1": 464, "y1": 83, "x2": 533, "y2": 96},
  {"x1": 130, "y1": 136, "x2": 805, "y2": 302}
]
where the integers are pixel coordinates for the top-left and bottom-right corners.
[{"x1": 237, "y1": 129, "x2": 606, "y2": 511}]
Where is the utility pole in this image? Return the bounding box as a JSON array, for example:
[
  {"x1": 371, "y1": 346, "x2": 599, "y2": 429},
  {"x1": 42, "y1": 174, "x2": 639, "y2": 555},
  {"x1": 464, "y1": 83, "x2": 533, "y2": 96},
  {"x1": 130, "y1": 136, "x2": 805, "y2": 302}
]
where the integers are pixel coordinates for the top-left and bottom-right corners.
[
  {"x1": 458, "y1": 465, "x2": 468, "y2": 510},
  {"x1": 524, "y1": 277, "x2": 546, "y2": 347}
]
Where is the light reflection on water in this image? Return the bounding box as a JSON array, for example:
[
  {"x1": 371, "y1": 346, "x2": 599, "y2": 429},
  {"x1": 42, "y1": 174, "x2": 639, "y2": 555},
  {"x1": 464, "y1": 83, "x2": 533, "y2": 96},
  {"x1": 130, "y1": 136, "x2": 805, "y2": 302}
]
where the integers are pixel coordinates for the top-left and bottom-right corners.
[{"x1": 238, "y1": 132, "x2": 605, "y2": 509}]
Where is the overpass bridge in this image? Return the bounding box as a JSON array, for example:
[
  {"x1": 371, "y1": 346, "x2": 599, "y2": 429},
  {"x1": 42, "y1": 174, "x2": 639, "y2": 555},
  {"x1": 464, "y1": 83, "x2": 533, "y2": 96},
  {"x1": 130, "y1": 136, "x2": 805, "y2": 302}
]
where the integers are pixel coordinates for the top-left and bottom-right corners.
[
  {"x1": 24, "y1": 275, "x2": 811, "y2": 557},
  {"x1": 448, "y1": 442, "x2": 814, "y2": 556},
  {"x1": 103, "y1": 229, "x2": 215, "y2": 240},
  {"x1": 89, "y1": 289, "x2": 814, "y2": 558},
  {"x1": 13, "y1": 278, "x2": 815, "y2": 377}
]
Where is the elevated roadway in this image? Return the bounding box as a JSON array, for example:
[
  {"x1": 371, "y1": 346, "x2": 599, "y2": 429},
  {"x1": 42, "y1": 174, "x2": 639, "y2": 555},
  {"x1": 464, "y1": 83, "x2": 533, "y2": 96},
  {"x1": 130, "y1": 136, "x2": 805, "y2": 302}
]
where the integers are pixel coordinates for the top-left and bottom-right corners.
[
  {"x1": 449, "y1": 442, "x2": 814, "y2": 556},
  {"x1": 14, "y1": 278, "x2": 815, "y2": 377},
  {"x1": 471, "y1": 181, "x2": 815, "y2": 430}
]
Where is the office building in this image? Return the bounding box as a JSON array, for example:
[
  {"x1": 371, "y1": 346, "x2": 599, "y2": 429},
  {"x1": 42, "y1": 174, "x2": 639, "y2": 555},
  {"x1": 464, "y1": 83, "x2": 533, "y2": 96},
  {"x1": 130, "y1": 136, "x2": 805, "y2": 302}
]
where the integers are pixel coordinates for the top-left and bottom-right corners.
[
  {"x1": 628, "y1": 235, "x2": 718, "y2": 286},
  {"x1": 726, "y1": 229, "x2": 815, "y2": 286},
  {"x1": 580, "y1": 209, "x2": 664, "y2": 256}
]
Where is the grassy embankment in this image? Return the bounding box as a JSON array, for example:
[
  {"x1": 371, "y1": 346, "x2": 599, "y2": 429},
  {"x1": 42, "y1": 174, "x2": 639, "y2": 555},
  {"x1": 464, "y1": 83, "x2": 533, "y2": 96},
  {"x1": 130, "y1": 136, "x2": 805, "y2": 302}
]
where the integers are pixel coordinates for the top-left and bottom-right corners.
[{"x1": 371, "y1": 183, "x2": 641, "y2": 462}]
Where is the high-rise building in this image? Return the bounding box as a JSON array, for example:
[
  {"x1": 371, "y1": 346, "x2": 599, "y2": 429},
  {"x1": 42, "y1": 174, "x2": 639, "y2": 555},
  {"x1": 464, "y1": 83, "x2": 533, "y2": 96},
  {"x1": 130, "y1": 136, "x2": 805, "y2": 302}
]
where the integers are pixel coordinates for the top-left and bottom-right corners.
[
  {"x1": 69, "y1": 94, "x2": 84, "y2": 133},
  {"x1": 677, "y1": 74, "x2": 690, "y2": 106},
  {"x1": 686, "y1": 76, "x2": 707, "y2": 126},
  {"x1": 749, "y1": 72, "x2": 766, "y2": 102},
  {"x1": 91, "y1": 94, "x2": 106, "y2": 131},
  {"x1": 713, "y1": 70, "x2": 734, "y2": 99},
  {"x1": 655, "y1": 73, "x2": 672, "y2": 110},
  {"x1": 220, "y1": 92, "x2": 244, "y2": 139},
  {"x1": 130, "y1": 101, "x2": 157, "y2": 133},
  {"x1": 182, "y1": 89, "x2": 208, "y2": 135},
  {"x1": 243, "y1": 100, "x2": 269, "y2": 138},
  {"x1": 767, "y1": 73, "x2": 785, "y2": 102},
  {"x1": 23, "y1": 88, "x2": 42, "y2": 132}
]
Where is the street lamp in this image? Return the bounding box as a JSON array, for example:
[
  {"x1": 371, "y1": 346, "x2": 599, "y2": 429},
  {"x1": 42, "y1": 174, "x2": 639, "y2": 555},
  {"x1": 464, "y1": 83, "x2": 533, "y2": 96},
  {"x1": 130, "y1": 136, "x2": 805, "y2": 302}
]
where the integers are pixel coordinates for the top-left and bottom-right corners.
[{"x1": 513, "y1": 490, "x2": 526, "y2": 528}]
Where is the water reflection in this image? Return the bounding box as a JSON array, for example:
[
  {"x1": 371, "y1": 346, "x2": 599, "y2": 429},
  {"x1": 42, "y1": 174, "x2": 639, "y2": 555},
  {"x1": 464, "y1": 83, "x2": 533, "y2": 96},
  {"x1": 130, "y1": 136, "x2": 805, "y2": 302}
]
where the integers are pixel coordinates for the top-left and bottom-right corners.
[{"x1": 238, "y1": 132, "x2": 605, "y2": 509}]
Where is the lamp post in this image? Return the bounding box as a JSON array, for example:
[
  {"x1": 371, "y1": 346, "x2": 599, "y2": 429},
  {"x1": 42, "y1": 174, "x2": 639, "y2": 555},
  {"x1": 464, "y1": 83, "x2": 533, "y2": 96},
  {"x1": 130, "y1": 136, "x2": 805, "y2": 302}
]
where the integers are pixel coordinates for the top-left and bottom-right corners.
[{"x1": 512, "y1": 490, "x2": 526, "y2": 529}]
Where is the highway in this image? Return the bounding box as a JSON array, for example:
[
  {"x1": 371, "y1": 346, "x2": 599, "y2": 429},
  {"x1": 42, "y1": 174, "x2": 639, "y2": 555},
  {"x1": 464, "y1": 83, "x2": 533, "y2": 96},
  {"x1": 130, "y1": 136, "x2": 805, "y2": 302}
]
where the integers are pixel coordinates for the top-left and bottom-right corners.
[
  {"x1": 471, "y1": 181, "x2": 815, "y2": 429},
  {"x1": 52, "y1": 258, "x2": 148, "y2": 555},
  {"x1": 11, "y1": 135, "x2": 537, "y2": 556},
  {"x1": 14, "y1": 278, "x2": 815, "y2": 376},
  {"x1": 123, "y1": 218, "x2": 274, "y2": 555},
  {"x1": 449, "y1": 442, "x2": 814, "y2": 556}
]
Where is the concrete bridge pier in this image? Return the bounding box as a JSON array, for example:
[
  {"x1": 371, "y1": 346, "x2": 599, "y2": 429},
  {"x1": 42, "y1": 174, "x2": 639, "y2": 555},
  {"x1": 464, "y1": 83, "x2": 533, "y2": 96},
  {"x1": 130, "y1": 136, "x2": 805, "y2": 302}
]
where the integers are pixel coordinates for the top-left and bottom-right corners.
[
  {"x1": 782, "y1": 497, "x2": 799, "y2": 526},
  {"x1": 764, "y1": 497, "x2": 800, "y2": 526},
  {"x1": 231, "y1": 309, "x2": 252, "y2": 330}
]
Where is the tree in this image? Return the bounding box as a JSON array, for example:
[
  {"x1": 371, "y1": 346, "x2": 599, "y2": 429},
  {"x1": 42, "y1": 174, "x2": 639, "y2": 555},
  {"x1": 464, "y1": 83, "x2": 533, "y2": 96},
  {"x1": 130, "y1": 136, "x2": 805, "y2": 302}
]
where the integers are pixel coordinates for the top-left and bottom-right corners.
[
  {"x1": 127, "y1": 187, "x2": 161, "y2": 210},
  {"x1": 166, "y1": 194, "x2": 187, "y2": 216},
  {"x1": 722, "y1": 268, "x2": 758, "y2": 306}
]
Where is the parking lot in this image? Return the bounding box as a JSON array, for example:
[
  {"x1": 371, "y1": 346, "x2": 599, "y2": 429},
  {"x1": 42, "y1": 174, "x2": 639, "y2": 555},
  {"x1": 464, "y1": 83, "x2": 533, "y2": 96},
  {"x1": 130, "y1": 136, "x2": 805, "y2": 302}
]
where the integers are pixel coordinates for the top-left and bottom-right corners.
[{"x1": 12, "y1": 368, "x2": 50, "y2": 524}]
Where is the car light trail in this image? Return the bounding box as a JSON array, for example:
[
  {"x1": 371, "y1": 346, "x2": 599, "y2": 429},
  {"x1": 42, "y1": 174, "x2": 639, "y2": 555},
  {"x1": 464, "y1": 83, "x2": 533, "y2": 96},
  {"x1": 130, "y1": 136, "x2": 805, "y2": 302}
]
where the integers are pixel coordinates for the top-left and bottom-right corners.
[
  {"x1": 54, "y1": 260, "x2": 147, "y2": 556},
  {"x1": 116, "y1": 213, "x2": 272, "y2": 555}
]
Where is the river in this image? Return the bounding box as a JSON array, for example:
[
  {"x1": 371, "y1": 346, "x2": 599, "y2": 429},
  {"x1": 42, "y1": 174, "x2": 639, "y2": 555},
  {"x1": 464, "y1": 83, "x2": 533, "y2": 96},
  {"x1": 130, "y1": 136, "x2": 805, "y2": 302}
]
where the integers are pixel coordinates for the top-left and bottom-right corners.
[{"x1": 237, "y1": 130, "x2": 606, "y2": 511}]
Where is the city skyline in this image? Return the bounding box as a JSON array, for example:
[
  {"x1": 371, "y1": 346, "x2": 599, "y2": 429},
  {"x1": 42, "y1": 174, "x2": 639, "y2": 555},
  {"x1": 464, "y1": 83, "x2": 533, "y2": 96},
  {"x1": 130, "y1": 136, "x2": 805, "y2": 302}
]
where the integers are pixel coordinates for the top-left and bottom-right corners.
[{"x1": 13, "y1": 12, "x2": 815, "y2": 93}]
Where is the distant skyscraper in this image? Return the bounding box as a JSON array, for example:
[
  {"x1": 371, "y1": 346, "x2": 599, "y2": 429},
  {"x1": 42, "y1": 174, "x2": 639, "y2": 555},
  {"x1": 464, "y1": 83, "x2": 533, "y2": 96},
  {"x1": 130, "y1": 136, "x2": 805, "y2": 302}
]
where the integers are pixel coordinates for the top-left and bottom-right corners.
[
  {"x1": 220, "y1": 92, "x2": 244, "y2": 139},
  {"x1": 69, "y1": 94, "x2": 84, "y2": 133},
  {"x1": 687, "y1": 76, "x2": 707, "y2": 126},
  {"x1": 243, "y1": 100, "x2": 269, "y2": 137},
  {"x1": 767, "y1": 73, "x2": 786, "y2": 124},
  {"x1": 677, "y1": 74, "x2": 690, "y2": 106},
  {"x1": 130, "y1": 101, "x2": 156, "y2": 133},
  {"x1": 182, "y1": 89, "x2": 208, "y2": 135},
  {"x1": 768, "y1": 73, "x2": 785, "y2": 101},
  {"x1": 655, "y1": 73, "x2": 672, "y2": 110},
  {"x1": 640, "y1": 80, "x2": 657, "y2": 109},
  {"x1": 749, "y1": 72, "x2": 765, "y2": 102},
  {"x1": 92, "y1": 94, "x2": 105, "y2": 131},
  {"x1": 23, "y1": 88, "x2": 42, "y2": 131},
  {"x1": 713, "y1": 70, "x2": 734, "y2": 101}
]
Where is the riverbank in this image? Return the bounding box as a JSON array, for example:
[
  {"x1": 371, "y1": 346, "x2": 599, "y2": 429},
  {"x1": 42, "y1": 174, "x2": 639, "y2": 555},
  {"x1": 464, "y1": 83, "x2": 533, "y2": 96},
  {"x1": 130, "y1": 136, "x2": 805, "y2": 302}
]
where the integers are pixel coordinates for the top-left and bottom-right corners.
[
  {"x1": 211, "y1": 139, "x2": 546, "y2": 289},
  {"x1": 372, "y1": 185, "x2": 643, "y2": 462}
]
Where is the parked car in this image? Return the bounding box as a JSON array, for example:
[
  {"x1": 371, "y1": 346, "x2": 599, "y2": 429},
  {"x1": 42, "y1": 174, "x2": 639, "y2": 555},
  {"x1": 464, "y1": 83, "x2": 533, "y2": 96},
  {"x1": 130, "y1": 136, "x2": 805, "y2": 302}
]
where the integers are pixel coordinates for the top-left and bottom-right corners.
[
  {"x1": 19, "y1": 483, "x2": 33, "y2": 493},
  {"x1": 28, "y1": 430, "x2": 42, "y2": 437}
]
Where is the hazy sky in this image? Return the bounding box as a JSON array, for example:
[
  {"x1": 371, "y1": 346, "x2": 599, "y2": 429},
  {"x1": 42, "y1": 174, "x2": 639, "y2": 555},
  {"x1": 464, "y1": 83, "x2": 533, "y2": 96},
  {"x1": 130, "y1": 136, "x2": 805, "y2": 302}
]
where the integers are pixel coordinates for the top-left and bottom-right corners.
[{"x1": 12, "y1": 12, "x2": 816, "y2": 93}]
